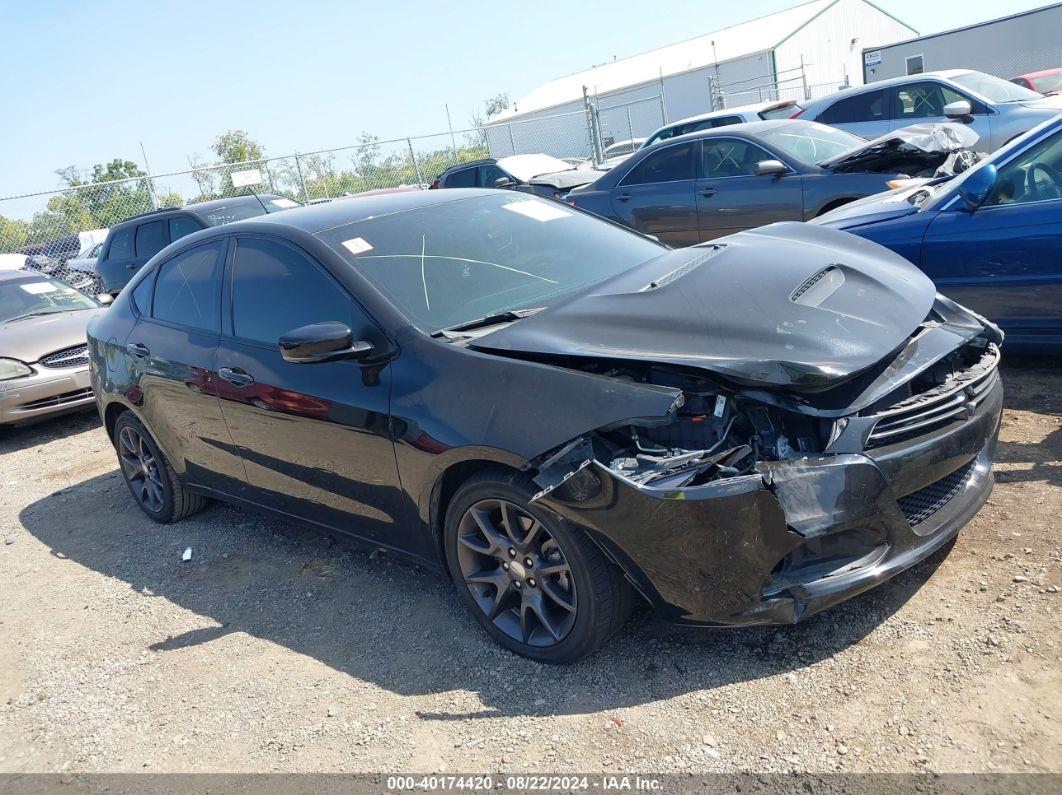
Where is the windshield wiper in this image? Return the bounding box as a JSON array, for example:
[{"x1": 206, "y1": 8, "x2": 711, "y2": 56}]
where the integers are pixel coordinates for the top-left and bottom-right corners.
[
  {"x1": 431, "y1": 307, "x2": 544, "y2": 338},
  {"x1": 4, "y1": 309, "x2": 67, "y2": 323}
]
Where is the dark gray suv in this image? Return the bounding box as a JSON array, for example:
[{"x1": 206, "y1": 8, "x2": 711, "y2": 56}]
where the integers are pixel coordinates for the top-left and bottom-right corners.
[{"x1": 97, "y1": 195, "x2": 299, "y2": 294}]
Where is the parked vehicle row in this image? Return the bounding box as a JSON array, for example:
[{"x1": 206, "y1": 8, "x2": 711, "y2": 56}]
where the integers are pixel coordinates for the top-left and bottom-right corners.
[{"x1": 430, "y1": 154, "x2": 604, "y2": 198}]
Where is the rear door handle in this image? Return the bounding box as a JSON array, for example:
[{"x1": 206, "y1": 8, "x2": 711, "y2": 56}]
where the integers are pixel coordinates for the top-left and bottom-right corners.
[
  {"x1": 616, "y1": 192, "x2": 631, "y2": 202},
  {"x1": 218, "y1": 367, "x2": 255, "y2": 387},
  {"x1": 698, "y1": 188, "x2": 716, "y2": 198},
  {"x1": 126, "y1": 262, "x2": 140, "y2": 270},
  {"x1": 126, "y1": 343, "x2": 150, "y2": 358}
]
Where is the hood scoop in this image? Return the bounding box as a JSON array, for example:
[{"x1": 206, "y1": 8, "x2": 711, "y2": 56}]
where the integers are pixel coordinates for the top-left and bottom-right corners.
[
  {"x1": 790, "y1": 265, "x2": 845, "y2": 307},
  {"x1": 469, "y1": 223, "x2": 936, "y2": 390}
]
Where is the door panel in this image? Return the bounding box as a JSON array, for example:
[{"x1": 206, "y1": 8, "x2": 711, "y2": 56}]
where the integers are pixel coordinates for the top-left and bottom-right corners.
[
  {"x1": 216, "y1": 235, "x2": 408, "y2": 542},
  {"x1": 611, "y1": 141, "x2": 699, "y2": 246},
  {"x1": 695, "y1": 137, "x2": 803, "y2": 240},
  {"x1": 921, "y1": 199, "x2": 1062, "y2": 337},
  {"x1": 124, "y1": 240, "x2": 242, "y2": 491}
]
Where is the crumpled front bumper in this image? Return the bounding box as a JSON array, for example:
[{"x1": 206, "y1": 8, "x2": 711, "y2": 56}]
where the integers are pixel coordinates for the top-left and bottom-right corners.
[
  {"x1": 0, "y1": 366, "x2": 95, "y2": 425},
  {"x1": 538, "y1": 373, "x2": 1003, "y2": 626}
]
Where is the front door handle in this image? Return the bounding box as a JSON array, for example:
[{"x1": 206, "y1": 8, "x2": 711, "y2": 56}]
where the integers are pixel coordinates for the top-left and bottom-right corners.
[
  {"x1": 616, "y1": 192, "x2": 631, "y2": 202},
  {"x1": 218, "y1": 367, "x2": 254, "y2": 387},
  {"x1": 698, "y1": 188, "x2": 716, "y2": 198},
  {"x1": 126, "y1": 343, "x2": 150, "y2": 358},
  {"x1": 127, "y1": 262, "x2": 140, "y2": 270}
]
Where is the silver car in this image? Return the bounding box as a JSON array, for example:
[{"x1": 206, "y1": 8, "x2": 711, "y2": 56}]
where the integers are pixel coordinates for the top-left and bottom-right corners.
[
  {"x1": 0, "y1": 272, "x2": 106, "y2": 426},
  {"x1": 798, "y1": 69, "x2": 1062, "y2": 152}
]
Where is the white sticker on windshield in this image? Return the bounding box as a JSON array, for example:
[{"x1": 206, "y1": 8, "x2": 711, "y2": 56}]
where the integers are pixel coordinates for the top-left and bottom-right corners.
[
  {"x1": 341, "y1": 237, "x2": 374, "y2": 255},
  {"x1": 20, "y1": 282, "x2": 58, "y2": 294},
  {"x1": 502, "y1": 200, "x2": 572, "y2": 222},
  {"x1": 270, "y1": 198, "x2": 299, "y2": 209}
]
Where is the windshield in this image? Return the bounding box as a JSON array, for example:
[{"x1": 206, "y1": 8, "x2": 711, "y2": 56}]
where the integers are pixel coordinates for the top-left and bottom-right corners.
[
  {"x1": 496, "y1": 154, "x2": 574, "y2": 181},
  {"x1": 318, "y1": 193, "x2": 665, "y2": 334},
  {"x1": 1031, "y1": 73, "x2": 1062, "y2": 94},
  {"x1": 951, "y1": 71, "x2": 1042, "y2": 103},
  {"x1": 761, "y1": 122, "x2": 865, "y2": 165},
  {"x1": 0, "y1": 278, "x2": 97, "y2": 323},
  {"x1": 201, "y1": 197, "x2": 301, "y2": 226}
]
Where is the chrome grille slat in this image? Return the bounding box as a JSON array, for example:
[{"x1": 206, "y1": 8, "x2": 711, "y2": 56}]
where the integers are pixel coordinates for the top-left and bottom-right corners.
[{"x1": 865, "y1": 347, "x2": 999, "y2": 449}]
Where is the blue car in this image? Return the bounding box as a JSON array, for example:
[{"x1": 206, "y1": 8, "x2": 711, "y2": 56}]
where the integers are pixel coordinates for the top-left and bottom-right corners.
[{"x1": 814, "y1": 114, "x2": 1062, "y2": 352}]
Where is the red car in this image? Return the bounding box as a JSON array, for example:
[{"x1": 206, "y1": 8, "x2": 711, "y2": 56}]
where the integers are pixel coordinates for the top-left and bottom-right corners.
[{"x1": 1011, "y1": 67, "x2": 1062, "y2": 96}]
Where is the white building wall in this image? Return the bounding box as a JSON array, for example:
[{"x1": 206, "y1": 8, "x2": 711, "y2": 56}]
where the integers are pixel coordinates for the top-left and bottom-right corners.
[{"x1": 774, "y1": 0, "x2": 916, "y2": 99}]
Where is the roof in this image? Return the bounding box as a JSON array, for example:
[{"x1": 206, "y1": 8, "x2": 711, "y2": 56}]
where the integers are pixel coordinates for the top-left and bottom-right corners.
[
  {"x1": 245, "y1": 188, "x2": 472, "y2": 234},
  {"x1": 1018, "y1": 67, "x2": 1062, "y2": 79},
  {"x1": 491, "y1": 0, "x2": 838, "y2": 121},
  {"x1": 655, "y1": 100, "x2": 796, "y2": 130},
  {"x1": 111, "y1": 195, "x2": 287, "y2": 228}
]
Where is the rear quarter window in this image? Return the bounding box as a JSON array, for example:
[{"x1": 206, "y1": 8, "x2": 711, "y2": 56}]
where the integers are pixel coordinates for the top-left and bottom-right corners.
[{"x1": 105, "y1": 228, "x2": 134, "y2": 260}]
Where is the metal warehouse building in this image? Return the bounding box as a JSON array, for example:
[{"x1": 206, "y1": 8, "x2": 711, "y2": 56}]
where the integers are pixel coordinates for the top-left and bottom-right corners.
[
  {"x1": 485, "y1": 0, "x2": 916, "y2": 159},
  {"x1": 862, "y1": 3, "x2": 1062, "y2": 83}
]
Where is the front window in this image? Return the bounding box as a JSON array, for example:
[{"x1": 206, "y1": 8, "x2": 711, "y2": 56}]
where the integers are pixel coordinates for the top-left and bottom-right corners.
[
  {"x1": 1031, "y1": 73, "x2": 1062, "y2": 94},
  {"x1": 0, "y1": 278, "x2": 97, "y2": 323},
  {"x1": 951, "y1": 71, "x2": 1041, "y2": 103},
  {"x1": 760, "y1": 122, "x2": 864, "y2": 165},
  {"x1": 986, "y1": 126, "x2": 1062, "y2": 207},
  {"x1": 317, "y1": 193, "x2": 665, "y2": 334}
]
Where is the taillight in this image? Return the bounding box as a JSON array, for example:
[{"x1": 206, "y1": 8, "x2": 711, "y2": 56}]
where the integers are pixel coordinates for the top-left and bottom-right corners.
[
  {"x1": 428, "y1": 178, "x2": 440, "y2": 189},
  {"x1": 789, "y1": 106, "x2": 805, "y2": 119}
]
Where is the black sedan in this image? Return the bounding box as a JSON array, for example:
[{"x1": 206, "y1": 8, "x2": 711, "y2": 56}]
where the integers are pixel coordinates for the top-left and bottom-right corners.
[
  {"x1": 87, "y1": 190, "x2": 1003, "y2": 663},
  {"x1": 566, "y1": 119, "x2": 961, "y2": 246}
]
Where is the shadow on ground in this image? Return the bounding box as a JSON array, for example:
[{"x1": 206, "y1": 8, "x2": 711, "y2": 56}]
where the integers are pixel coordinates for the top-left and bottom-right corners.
[{"x1": 19, "y1": 466, "x2": 948, "y2": 721}]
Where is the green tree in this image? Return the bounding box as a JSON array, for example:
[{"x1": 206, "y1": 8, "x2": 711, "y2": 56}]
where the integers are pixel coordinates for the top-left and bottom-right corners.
[
  {"x1": 212, "y1": 130, "x2": 265, "y2": 164},
  {"x1": 0, "y1": 214, "x2": 31, "y2": 253}
]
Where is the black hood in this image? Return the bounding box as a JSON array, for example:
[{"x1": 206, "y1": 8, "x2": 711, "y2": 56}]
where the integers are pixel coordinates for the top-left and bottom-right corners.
[{"x1": 469, "y1": 223, "x2": 937, "y2": 389}]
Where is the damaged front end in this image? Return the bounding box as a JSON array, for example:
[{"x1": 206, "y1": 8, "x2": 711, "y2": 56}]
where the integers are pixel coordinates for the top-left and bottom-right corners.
[
  {"x1": 823, "y1": 122, "x2": 985, "y2": 179},
  {"x1": 525, "y1": 300, "x2": 1003, "y2": 627}
]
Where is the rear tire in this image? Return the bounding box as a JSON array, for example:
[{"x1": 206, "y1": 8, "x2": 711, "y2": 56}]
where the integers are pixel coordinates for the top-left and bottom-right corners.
[
  {"x1": 113, "y1": 412, "x2": 207, "y2": 523},
  {"x1": 444, "y1": 468, "x2": 634, "y2": 663}
]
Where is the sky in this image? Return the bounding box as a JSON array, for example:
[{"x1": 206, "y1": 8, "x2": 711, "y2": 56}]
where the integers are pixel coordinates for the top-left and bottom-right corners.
[{"x1": 0, "y1": 0, "x2": 1052, "y2": 198}]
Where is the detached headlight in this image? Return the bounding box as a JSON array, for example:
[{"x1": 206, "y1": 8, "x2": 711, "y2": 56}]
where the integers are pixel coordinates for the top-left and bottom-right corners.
[{"x1": 0, "y1": 358, "x2": 32, "y2": 380}]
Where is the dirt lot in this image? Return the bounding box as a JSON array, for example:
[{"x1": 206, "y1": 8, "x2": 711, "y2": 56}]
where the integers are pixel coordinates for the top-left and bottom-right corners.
[{"x1": 0, "y1": 358, "x2": 1059, "y2": 775}]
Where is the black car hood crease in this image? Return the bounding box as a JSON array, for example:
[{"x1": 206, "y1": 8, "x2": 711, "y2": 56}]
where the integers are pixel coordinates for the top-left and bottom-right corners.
[{"x1": 469, "y1": 223, "x2": 937, "y2": 389}]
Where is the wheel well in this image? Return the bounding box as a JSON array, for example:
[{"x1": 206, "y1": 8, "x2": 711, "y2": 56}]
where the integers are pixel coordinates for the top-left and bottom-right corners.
[
  {"x1": 430, "y1": 459, "x2": 521, "y2": 564},
  {"x1": 815, "y1": 197, "x2": 857, "y2": 217},
  {"x1": 104, "y1": 403, "x2": 131, "y2": 442}
]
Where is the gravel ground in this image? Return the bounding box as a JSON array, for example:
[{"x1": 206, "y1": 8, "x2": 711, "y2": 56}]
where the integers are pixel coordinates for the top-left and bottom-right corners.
[{"x1": 0, "y1": 357, "x2": 1059, "y2": 775}]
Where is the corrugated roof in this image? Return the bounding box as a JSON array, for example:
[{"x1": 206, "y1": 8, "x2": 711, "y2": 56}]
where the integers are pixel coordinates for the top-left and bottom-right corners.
[{"x1": 490, "y1": 0, "x2": 835, "y2": 122}]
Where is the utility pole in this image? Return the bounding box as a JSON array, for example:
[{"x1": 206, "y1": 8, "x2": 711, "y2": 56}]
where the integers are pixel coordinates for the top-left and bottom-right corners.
[{"x1": 140, "y1": 141, "x2": 160, "y2": 209}]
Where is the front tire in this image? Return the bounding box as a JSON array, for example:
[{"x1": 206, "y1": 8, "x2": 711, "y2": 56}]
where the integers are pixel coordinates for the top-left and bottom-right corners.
[
  {"x1": 444, "y1": 469, "x2": 634, "y2": 663},
  {"x1": 113, "y1": 412, "x2": 207, "y2": 523}
]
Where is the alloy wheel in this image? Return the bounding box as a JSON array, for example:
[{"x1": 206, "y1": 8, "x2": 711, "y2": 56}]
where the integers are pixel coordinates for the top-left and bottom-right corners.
[
  {"x1": 117, "y1": 426, "x2": 166, "y2": 514},
  {"x1": 455, "y1": 499, "x2": 577, "y2": 647}
]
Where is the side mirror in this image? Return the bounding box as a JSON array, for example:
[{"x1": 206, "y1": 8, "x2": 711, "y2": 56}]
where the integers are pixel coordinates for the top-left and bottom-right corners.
[
  {"x1": 279, "y1": 321, "x2": 374, "y2": 364},
  {"x1": 957, "y1": 163, "x2": 997, "y2": 212},
  {"x1": 944, "y1": 100, "x2": 972, "y2": 120},
  {"x1": 755, "y1": 159, "x2": 787, "y2": 177},
  {"x1": 96, "y1": 293, "x2": 113, "y2": 306},
  {"x1": 493, "y1": 176, "x2": 517, "y2": 189}
]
